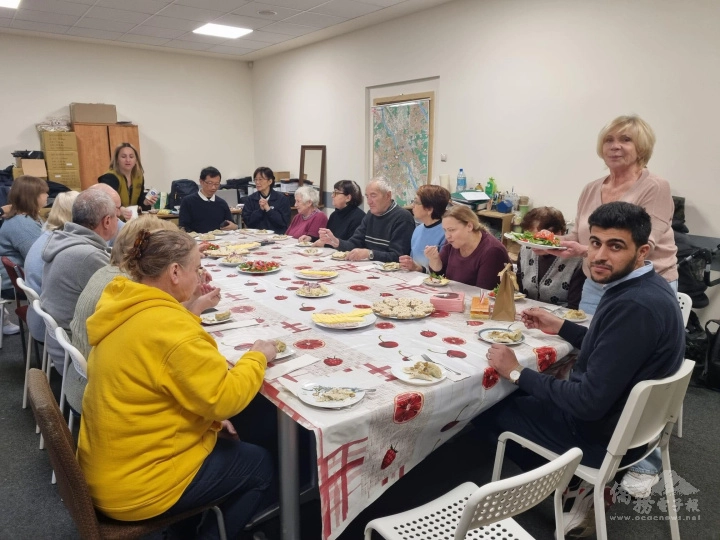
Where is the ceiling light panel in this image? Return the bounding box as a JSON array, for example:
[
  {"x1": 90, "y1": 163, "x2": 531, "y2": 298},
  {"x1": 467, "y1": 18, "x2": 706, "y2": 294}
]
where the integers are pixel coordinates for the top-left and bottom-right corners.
[{"x1": 193, "y1": 23, "x2": 253, "y2": 38}]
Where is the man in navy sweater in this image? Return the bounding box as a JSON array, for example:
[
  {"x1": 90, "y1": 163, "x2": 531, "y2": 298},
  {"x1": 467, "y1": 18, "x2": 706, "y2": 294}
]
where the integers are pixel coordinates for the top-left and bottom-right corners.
[
  {"x1": 474, "y1": 201, "x2": 685, "y2": 537},
  {"x1": 178, "y1": 167, "x2": 237, "y2": 234}
]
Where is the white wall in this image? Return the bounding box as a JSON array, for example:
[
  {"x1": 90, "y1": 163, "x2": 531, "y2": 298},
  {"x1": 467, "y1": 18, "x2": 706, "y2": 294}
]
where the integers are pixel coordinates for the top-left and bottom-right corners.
[
  {"x1": 0, "y1": 33, "x2": 255, "y2": 192},
  {"x1": 251, "y1": 0, "x2": 720, "y2": 239}
]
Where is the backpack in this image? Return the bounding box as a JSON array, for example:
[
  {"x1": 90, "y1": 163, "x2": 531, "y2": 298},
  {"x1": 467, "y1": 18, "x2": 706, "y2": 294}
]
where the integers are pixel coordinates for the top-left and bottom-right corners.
[
  {"x1": 703, "y1": 320, "x2": 720, "y2": 391},
  {"x1": 166, "y1": 179, "x2": 198, "y2": 209}
]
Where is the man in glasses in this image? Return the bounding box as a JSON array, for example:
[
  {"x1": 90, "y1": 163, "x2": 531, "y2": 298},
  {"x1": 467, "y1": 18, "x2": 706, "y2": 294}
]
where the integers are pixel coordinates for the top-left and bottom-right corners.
[{"x1": 179, "y1": 166, "x2": 237, "y2": 233}]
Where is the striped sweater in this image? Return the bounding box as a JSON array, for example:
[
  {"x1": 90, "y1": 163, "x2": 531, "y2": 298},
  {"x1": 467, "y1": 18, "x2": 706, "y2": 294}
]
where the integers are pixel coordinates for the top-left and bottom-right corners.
[{"x1": 338, "y1": 201, "x2": 415, "y2": 262}]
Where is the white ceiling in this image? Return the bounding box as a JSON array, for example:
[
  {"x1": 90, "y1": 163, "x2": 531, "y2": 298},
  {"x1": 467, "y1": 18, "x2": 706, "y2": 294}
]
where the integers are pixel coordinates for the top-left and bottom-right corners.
[{"x1": 0, "y1": 0, "x2": 453, "y2": 61}]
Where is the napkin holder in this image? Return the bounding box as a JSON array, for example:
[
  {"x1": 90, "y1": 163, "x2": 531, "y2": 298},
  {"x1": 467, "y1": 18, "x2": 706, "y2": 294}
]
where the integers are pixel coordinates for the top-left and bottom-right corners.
[{"x1": 430, "y1": 291, "x2": 465, "y2": 313}]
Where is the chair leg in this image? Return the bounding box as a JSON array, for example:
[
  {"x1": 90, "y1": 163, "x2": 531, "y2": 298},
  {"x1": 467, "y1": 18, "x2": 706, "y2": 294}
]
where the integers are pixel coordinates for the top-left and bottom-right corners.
[
  {"x1": 593, "y1": 485, "x2": 608, "y2": 540},
  {"x1": 661, "y1": 447, "x2": 681, "y2": 540},
  {"x1": 677, "y1": 405, "x2": 683, "y2": 438},
  {"x1": 491, "y1": 438, "x2": 508, "y2": 481},
  {"x1": 22, "y1": 336, "x2": 35, "y2": 409},
  {"x1": 58, "y1": 355, "x2": 70, "y2": 415},
  {"x1": 210, "y1": 506, "x2": 227, "y2": 540},
  {"x1": 18, "y1": 319, "x2": 27, "y2": 361}
]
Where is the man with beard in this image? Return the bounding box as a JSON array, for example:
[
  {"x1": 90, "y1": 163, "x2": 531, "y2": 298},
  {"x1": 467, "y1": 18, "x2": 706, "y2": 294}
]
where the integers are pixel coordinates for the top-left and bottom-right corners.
[{"x1": 472, "y1": 201, "x2": 684, "y2": 537}]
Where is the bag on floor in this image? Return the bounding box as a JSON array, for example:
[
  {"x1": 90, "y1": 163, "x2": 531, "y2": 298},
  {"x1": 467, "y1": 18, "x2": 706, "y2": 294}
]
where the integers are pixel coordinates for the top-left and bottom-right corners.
[{"x1": 703, "y1": 319, "x2": 720, "y2": 391}]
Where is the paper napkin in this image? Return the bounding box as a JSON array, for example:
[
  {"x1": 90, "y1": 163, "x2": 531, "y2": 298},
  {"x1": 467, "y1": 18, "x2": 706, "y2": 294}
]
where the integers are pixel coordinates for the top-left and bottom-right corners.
[{"x1": 264, "y1": 354, "x2": 321, "y2": 380}]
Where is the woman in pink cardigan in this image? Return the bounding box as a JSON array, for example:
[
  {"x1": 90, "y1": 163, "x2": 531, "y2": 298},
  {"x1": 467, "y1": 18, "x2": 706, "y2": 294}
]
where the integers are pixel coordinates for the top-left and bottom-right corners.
[
  {"x1": 288, "y1": 185, "x2": 328, "y2": 242},
  {"x1": 543, "y1": 115, "x2": 677, "y2": 313}
]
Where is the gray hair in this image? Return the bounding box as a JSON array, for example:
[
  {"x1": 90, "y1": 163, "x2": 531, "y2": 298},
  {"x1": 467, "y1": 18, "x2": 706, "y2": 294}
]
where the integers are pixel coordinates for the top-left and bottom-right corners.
[
  {"x1": 72, "y1": 190, "x2": 116, "y2": 230},
  {"x1": 368, "y1": 177, "x2": 392, "y2": 194},
  {"x1": 294, "y1": 185, "x2": 319, "y2": 207}
]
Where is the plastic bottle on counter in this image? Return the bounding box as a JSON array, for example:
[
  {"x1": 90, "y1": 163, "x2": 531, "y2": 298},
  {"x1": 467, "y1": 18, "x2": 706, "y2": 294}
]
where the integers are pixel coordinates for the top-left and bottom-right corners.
[
  {"x1": 456, "y1": 168, "x2": 467, "y2": 192},
  {"x1": 485, "y1": 177, "x2": 496, "y2": 198}
]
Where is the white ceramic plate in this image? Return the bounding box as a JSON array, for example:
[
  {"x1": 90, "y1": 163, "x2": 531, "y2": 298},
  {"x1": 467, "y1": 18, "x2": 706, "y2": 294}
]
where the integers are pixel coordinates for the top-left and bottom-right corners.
[
  {"x1": 201, "y1": 314, "x2": 234, "y2": 326},
  {"x1": 294, "y1": 270, "x2": 339, "y2": 280},
  {"x1": 297, "y1": 241, "x2": 314, "y2": 247},
  {"x1": 504, "y1": 233, "x2": 567, "y2": 250},
  {"x1": 210, "y1": 230, "x2": 229, "y2": 236},
  {"x1": 299, "y1": 247, "x2": 327, "y2": 257},
  {"x1": 478, "y1": 327, "x2": 525, "y2": 346},
  {"x1": 390, "y1": 362, "x2": 447, "y2": 386},
  {"x1": 313, "y1": 312, "x2": 377, "y2": 330},
  {"x1": 561, "y1": 311, "x2": 589, "y2": 322},
  {"x1": 237, "y1": 267, "x2": 282, "y2": 275},
  {"x1": 275, "y1": 347, "x2": 295, "y2": 360},
  {"x1": 272, "y1": 235, "x2": 289, "y2": 241},
  {"x1": 423, "y1": 277, "x2": 450, "y2": 287},
  {"x1": 253, "y1": 230, "x2": 274, "y2": 235},
  {"x1": 219, "y1": 259, "x2": 245, "y2": 267},
  {"x1": 296, "y1": 287, "x2": 334, "y2": 298},
  {"x1": 297, "y1": 381, "x2": 366, "y2": 409},
  {"x1": 331, "y1": 252, "x2": 348, "y2": 261}
]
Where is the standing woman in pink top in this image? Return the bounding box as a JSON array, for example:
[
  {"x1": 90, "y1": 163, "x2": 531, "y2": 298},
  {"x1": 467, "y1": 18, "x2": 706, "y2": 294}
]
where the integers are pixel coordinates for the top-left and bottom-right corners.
[{"x1": 549, "y1": 115, "x2": 678, "y2": 314}]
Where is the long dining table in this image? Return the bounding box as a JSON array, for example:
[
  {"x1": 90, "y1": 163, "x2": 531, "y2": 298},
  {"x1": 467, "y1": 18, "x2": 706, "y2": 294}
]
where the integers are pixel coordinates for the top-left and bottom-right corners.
[{"x1": 198, "y1": 230, "x2": 582, "y2": 540}]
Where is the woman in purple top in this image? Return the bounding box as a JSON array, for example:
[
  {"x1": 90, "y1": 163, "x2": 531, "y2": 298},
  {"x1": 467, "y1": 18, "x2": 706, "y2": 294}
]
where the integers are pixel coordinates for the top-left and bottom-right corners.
[
  {"x1": 426, "y1": 205, "x2": 509, "y2": 290},
  {"x1": 288, "y1": 186, "x2": 328, "y2": 242}
]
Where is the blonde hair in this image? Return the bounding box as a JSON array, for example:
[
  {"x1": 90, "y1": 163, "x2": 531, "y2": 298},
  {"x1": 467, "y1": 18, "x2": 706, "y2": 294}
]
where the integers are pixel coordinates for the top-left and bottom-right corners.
[
  {"x1": 596, "y1": 115, "x2": 656, "y2": 168},
  {"x1": 109, "y1": 142, "x2": 144, "y2": 178},
  {"x1": 45, "y1": 191, "x2": 79, "y2": 231},
  {"x1": 443, "y1": 204, "x2": 485, "y2": 232},
  {"x1": 123, "y1": 229, "x2": 196, "y2": 281},
  {"x1": 111, "y1": 214, "x2": 178, "y2": 266}
]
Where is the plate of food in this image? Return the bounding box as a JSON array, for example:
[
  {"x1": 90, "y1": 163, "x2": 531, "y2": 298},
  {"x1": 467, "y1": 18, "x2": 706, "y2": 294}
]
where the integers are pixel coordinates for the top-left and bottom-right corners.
[
  {"x1": 198, "y1": 233, "x2": 216, "y2": 241},
  {"x1": 211, "y1": 229, "x2": 229, "y2": 236},
  {"x1": 311, "y1": 309, "x2": 377, "y2": 329},
  {"x1": 229, "y1": 242, "x2": 261, "y2": 251},
  {"x1": 300, "y1": 247, "x2": 327, "y2": 257},
  {"x1": 488, "y1": 288, "x2": 526, "y2": 301},
  {"x1": 504, "y1": 230, "x2": 567, "y2": 250},
  {"x1": 237, "y1": 260, "x2": 282, "y2": 274},
  {"x1": 294, "y1": 269, "x2": 339, "y2": 280},
  {"x1": 390, "y1": 361, "x2": 446, "y2": 386},
  {"x1": 200, "y1": 310, "x2": 233, "y2": 325},
  {"x1": 297, "y1": 241, "x2": 314, "y2": 247},
  {"x1": 296, "y1": 282, "x2": 333, "y2": 298},
  {"x1": 273, "y1": 340, "x2": 295, "y2": 360},
  {"x1": 219, "y1": 255, "x2": 246, "y2": 266},
  {"x1": 272, "y1": 234, "x2": 289, "y2": 241},
  {"x1": 561, "y1": 308, "x2": 588, "y2": 322},
  {"x1": 372, "y1": 298, "x2": 435, "y2": 319},
  {"x1": 423, "y1": 274, "x2": 450, "y2": 287},
  {"x1": 297, "y1": 380, "x2": 366, "y2": 409},
  {"x1": 379, "y1": 262, "x2": 401, "y2": 272},
  {"x1": 254, "y1": 229, "x2": 274, "y2": 235},
  {"x1": 478, "y1": 328, "x2": 525, "y2": 345},
  {"x1": 331, "y1": 251, "x2": 348, "y2": 260}
]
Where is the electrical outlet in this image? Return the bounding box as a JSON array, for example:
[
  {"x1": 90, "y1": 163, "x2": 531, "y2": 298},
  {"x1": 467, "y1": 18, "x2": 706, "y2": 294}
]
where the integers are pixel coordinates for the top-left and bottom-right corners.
[{"x1": 440, "y1": 153, "x2": 447, "y2": 162}]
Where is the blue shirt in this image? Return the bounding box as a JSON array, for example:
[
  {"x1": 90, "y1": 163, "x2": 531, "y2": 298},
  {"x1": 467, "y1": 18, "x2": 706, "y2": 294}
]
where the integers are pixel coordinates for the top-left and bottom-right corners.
[{"x1": 410, "y1": 220, "x2": 446, "y2": 271}]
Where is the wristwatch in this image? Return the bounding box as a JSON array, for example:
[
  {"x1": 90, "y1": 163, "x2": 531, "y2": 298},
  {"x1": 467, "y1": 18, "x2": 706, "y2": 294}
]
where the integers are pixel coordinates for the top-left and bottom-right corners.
[
  {"x1": 0, "y1": 207, "x2": 4, "y2": 219},
  {"x1": 509, "y1": 366, "x2": 524, "y2": 385},
  {"x1": 368, "y1": 251, "x2": 374, "y2": 260}
]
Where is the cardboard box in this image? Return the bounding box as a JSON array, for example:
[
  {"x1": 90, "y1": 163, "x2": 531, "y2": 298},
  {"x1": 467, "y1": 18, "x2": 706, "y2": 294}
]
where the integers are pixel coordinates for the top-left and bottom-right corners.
[
  {"x1": 70, "y1": 102, "x2": 117, "y2": 124},
  {"x1": 20, "y1": 159, "x2": 48, "y2": 178},
  {"x1": 274, "y1": 171, "x2": 291, "y2": 182},
  {"x1": 12, "y1": 167, "x2": 23, "y2": 179},
  {"x1": 41, "y1": 131, "x2": 77, "y2": 152},
  {"x1": 47, "y1": 169, "x2": 81, "y2": 190},
  {"x1": 44, "y1": 151, "x2": 79, "y2": 171}
]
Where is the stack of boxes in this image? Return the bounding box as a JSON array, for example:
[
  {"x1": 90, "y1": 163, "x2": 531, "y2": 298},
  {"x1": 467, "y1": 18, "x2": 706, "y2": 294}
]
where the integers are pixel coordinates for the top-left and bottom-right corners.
[{"x1": 41, "y1": 131, "x2": 80, "y2": 190}]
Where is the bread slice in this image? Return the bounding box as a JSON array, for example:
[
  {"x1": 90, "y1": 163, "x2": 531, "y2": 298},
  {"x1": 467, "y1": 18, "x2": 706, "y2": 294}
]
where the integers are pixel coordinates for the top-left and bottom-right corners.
[
  {"x1": 214, "y1": 310, "x2": 232, "y2": 322},
  {"x1": 470, "y1": 294, "x2": 490, "y2": 319}
]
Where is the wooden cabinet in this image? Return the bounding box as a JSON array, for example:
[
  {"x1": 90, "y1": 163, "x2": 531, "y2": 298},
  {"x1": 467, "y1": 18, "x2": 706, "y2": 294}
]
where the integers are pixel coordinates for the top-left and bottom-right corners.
[
  {"x1": 476, "y1": 210, "x2": 514, "y2": 247},
  {"x1": 73, "y1": 123, "x2": 140, "y2": 190}
]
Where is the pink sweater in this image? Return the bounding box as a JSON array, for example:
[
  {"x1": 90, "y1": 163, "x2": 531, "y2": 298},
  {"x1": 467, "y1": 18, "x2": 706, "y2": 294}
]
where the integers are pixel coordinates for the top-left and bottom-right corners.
[
  {"x1": 285, "y1": 210, "x2": 328, "y2": 240},
  {"x1": 566, "y1": 169, "x2": 678, "y2": 281}
]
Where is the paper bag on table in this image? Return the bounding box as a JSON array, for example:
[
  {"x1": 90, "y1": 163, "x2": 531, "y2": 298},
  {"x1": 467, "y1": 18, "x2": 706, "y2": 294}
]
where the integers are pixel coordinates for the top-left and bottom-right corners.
[{"x1": 491, "y1": 263, "x2": 517, "y2": 322}]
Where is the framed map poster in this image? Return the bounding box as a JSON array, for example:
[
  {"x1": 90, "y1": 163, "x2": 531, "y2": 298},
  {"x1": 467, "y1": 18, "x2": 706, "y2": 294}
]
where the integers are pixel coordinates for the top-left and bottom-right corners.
[{"x1": 372, "y1": 92, "x2": 434, "y2": 207}]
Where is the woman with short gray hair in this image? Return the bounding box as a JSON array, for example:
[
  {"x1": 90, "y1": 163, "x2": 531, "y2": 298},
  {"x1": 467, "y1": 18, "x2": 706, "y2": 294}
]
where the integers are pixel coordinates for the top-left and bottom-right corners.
[{"x1": 286, "y1": 185, "x2": 328, "y2": 241}]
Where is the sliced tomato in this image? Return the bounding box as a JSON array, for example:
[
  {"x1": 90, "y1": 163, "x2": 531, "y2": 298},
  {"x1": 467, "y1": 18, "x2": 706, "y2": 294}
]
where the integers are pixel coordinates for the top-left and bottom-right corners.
[{"x1": 533, "y1": 229, "x2": 556, "y2": 242}]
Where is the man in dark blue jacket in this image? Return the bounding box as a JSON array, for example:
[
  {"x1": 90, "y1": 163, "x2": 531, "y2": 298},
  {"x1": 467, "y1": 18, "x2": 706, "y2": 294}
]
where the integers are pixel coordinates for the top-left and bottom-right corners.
[{"x1": 475, "y1": 201, "x2": 685, "y2": 537}]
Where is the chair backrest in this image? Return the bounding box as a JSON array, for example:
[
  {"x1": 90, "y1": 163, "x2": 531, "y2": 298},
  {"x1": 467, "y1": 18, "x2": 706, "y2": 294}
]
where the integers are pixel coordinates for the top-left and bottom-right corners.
[
  {"x1": 456, "y1": 447, "x2": 583, "y2": 538},
  {"x1": 677, "y1": 292, "x2": 692, "y2": 327},
  {"x1": 33, "y1": 299, "x2": 58, "y2": 335},
  {"x1": 16, "y1": 277, "x2": 40, "y2": 304},
  {"x1": 607, "y1": 359, "x2": 695, "y2": 459},
  {"x1": 1, "y1": 256, "x2": 27, "y2": 304},
  {"x1": 27, "y1": 368, "x2": 102, "y2": 538},
  {"x1": 55, "y1": 327, "x2": 88, "y2": 379}
]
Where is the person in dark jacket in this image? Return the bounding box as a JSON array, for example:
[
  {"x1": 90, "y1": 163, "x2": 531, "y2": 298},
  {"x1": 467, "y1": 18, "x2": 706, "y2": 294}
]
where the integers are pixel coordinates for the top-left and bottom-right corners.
[
  {"x1": 98, "y1": 143, "x2": 157, "y2": 216},
  {"x1": 241, "y1": 167, "x2": 291, "y2": 234},
  {"x1": 178, "y1": 167, "x2": 237, "y2": 234},
  {"x1": 473, "y1": 202, "x2": 685, "y2": 537},
  {"x1": 306, "y1": 180, "x2": 365, "y2": 246}
]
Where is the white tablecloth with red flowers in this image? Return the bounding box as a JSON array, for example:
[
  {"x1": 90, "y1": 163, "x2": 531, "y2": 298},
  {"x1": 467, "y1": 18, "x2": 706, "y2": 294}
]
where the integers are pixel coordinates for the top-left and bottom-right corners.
[{"x1": 201, "y1": 232, "x2": 578, "y2": 540}]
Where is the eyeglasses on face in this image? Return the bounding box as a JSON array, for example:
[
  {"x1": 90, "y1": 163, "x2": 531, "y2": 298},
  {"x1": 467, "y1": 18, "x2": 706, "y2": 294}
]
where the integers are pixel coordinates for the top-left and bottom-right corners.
[
  {"x1": 412, "y1": 199, "x2": 422, "y2": 205},
  {"x1": 202, "y1": 180, "x2": 221, "y2": 188},
  {"x1": 332, "y1": 191, "x2": 346, "y2": 196}
]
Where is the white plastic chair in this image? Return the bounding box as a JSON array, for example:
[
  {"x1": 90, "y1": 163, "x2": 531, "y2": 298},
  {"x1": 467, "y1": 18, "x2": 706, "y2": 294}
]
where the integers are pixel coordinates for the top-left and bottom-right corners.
[
  {"x1": 492, "y1": 359, "x2": 694, "y2": 540},
  {"x1": 364, "y1": 447, "x2": 583, "y2": 540},
  {"x1": 676, "y1": 292, "x2": 692, "y2": 438},
  {"x1": 16, "y1": 278, "x2": 40, "y2": 409},
  {"x1": 54, "y1": 327, "x2": 87, "y2": 434}
]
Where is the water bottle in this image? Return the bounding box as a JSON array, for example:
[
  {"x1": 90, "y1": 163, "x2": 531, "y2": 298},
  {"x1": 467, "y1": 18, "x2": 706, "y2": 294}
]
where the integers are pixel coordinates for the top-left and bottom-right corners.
[{"x1": 456, "y1": 168, "x2": 467, "y2": 192}]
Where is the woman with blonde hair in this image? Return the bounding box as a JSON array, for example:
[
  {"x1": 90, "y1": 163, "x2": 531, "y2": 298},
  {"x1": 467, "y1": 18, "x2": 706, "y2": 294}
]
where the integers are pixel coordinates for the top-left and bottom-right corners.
[
  {"x1": 287, "y1": 185, "x2": 328, "y2": 241},
  {"x1": 24, "y1": 190, "x2": 80, "y2": 342},
  {"x1": 78, "y1": 229, "x2": 275, "y2": 539},
  {"x1": 425, "y1": 204, "x2": 509, "y2": 289},
  {"x1": 99, "y1": 142, "x2": 158, "y2": 214}
]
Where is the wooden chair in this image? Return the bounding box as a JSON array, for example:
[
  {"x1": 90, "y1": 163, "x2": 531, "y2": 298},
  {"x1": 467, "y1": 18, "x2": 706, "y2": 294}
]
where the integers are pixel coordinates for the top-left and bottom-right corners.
[
  {"x1": 1, "y1": 256, "x2": 28, "y2": 358},
  {"x1": 365, "y1": 448, "x2": 583, "y2": 539},
  {"x1": 492, "y1": 359, "x2": 695, "y2": 540},
  {"x1": 27, "y1": 368, "x2": 227, "y2": 540}
]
